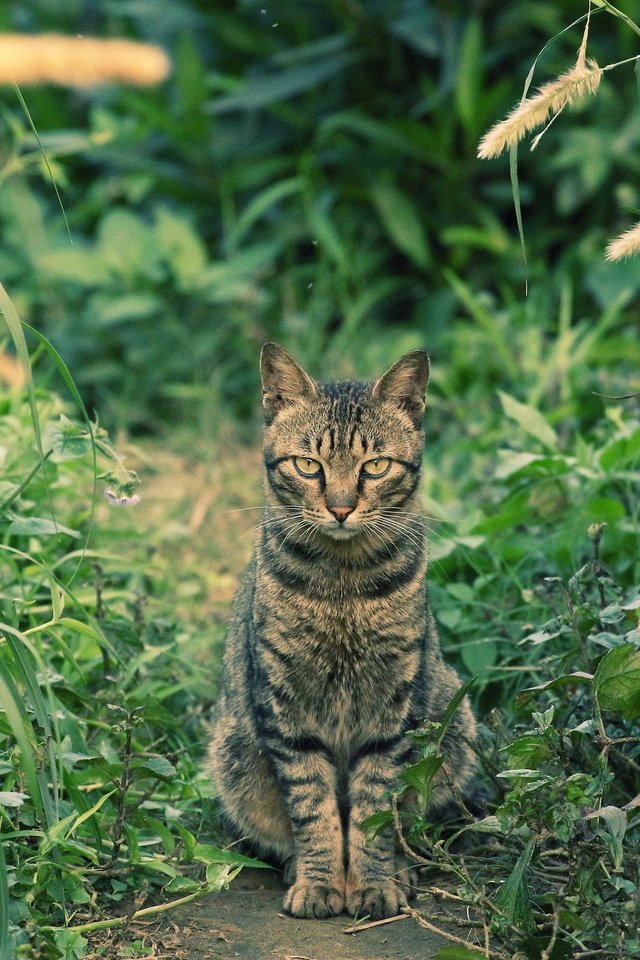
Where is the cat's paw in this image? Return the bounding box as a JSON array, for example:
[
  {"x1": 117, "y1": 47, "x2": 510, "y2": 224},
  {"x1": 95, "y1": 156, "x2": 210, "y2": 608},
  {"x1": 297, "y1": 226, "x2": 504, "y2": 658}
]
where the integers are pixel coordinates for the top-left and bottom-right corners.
[
  {"x1": 283, "y1": 881, "x2": 344, "y2": 919},
  {"x1": 346, "y1": 880, "x2": 407, "y2": 920}
]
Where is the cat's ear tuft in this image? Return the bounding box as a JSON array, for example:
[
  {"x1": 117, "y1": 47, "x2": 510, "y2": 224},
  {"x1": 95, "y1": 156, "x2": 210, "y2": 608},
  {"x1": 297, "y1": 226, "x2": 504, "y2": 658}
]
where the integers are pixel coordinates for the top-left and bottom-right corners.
[
  {"x1": 371, "y1": 350, "x2": 430, "y2": 424},
  {"x1": 260, "y1": 343, "x2": 317, "y2": 418}
]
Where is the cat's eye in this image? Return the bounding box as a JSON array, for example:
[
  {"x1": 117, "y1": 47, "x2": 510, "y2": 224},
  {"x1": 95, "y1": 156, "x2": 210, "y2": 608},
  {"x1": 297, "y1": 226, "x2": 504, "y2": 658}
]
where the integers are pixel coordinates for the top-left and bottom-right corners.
[
  {"x1": 362, "y1": 457, "x2": 391, "y2": 478},
  {"x1": 293, "y1": 456, "x2": 323, "y2": 477}
]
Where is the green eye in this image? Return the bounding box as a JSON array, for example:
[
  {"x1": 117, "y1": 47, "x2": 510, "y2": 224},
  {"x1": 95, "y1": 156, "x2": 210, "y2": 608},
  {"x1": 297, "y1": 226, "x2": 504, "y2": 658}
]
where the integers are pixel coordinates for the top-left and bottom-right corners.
[
  {"x1": 362, "y1": 457, "x2": 391, "y2": 478},
  {"x1": 293, "y1": 456, "x2": 323, "y2": 477}
]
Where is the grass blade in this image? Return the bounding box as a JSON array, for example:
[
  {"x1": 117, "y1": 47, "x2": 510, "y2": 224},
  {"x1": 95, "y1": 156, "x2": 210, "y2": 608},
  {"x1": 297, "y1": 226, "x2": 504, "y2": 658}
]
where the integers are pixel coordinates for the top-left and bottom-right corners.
[
  {"x1": 0, "y1": 282, "x2": 44, "y2": 467},
  {"x1": 509, "y1": 142, "x2": 527, "y2": 293},
  {"x1": 2, "y1": 625, "x2": 58, "y2": 826},
  {"x1": 20, "y1": 320, "x2": 98, "y2": 582},
  {"x1": 0, "y1": 831, "x2": 9, "y2": 960},
  {"x1": 0, "y1": 657, "x2": 44, "y2": 825},
  {"x1": 12, "y1": 83, "x2": 72, "y2": 241}
]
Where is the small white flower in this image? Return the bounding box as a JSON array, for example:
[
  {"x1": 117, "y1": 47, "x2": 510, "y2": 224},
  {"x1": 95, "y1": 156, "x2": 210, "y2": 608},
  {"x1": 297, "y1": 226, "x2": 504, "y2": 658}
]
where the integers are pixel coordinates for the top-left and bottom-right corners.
[{"x1": 105, "y1": 488, "x2": 141, "y2": 507}]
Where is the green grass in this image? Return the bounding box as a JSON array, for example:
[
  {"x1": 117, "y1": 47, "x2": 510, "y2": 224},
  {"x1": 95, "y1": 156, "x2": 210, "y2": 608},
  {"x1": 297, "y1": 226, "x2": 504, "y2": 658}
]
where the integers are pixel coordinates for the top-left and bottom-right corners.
[
  {"x1": 1, "y1": 2, "x2": 639, "y2": 956},
  {"x1": 0, "y1": 355, "x2": 267, "y2": 958},
  {"x1": 1, "y1": 296, "x2": 638, "y2": 956}
]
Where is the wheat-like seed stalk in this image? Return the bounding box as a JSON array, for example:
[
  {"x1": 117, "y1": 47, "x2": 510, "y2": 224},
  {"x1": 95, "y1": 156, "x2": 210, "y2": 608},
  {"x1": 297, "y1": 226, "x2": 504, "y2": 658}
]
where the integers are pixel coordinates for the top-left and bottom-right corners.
[
  {"x1": 477, "y1": 59, "x2": 602, "y2": 160},
  {"x1": 0, "y1": 34, "x2": 170, "y2": 88},
  {"x1": 605, "y1": 222, "x2": 640, "y2": 261}
]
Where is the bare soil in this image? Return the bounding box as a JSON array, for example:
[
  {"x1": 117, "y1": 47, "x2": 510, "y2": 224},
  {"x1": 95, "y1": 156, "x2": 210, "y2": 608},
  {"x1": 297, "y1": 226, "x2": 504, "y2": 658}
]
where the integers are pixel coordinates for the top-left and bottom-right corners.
[{"x1": 90, "y1": 870, "x2": 464, "y2": 960}]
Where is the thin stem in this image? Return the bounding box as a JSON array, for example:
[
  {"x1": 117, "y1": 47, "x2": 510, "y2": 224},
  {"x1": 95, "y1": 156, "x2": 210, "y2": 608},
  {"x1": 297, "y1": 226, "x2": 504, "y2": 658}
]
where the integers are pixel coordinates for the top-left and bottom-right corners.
[
  {"x1": 402, "y1": 905, "x2": 501, "y2": 957},
  {"x1": 42, "y1": 886, "x2": 214, "y2": 935}
]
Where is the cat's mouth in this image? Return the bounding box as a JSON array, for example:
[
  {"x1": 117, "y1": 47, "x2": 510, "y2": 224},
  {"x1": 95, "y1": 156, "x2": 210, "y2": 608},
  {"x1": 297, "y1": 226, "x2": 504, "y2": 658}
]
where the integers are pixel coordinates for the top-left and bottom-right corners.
[{"x1": 321, "y1": 521, "x2": 360, "y2": 541}]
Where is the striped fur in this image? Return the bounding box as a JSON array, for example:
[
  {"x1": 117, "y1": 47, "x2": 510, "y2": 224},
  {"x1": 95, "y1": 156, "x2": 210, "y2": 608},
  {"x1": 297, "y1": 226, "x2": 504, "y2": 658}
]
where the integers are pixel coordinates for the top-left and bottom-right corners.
[{"x1": 208, "y1": 344, "x2": 477, "y2": 919}]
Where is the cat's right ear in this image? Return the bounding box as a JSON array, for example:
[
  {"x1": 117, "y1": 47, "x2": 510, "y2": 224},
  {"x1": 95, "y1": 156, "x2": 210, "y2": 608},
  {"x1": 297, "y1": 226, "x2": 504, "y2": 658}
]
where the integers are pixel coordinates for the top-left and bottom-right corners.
[{"x1": 260, "y1": 343, "x2": 317, "y2": 418}]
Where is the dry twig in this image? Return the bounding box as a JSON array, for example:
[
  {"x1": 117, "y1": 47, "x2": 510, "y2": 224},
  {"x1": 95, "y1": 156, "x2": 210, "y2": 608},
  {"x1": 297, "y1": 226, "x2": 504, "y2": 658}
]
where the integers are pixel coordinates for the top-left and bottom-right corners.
[
  {"x1": 402, "y1": 905, "x2": 494, "y2": 956},
  {"x1": 342, "y1": 914, "x2": 409, "y2": 934}
]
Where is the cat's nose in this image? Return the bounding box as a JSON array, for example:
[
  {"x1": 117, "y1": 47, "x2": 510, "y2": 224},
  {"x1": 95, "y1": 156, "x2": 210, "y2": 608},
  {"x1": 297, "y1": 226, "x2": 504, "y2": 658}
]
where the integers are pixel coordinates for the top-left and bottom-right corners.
[{"x1": 328, "y1": 504, "x2": 354, "y2": 523}]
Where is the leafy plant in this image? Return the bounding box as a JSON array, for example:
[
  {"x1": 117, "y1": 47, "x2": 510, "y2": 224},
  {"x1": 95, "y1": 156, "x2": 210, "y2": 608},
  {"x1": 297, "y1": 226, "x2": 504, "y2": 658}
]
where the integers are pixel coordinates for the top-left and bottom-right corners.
[
  {"x1": 0, "y1": 352, "x2": 264, "y2": 958},
  {"x1": 374, "y1": 465, "x2": 640, "y2": 959}
]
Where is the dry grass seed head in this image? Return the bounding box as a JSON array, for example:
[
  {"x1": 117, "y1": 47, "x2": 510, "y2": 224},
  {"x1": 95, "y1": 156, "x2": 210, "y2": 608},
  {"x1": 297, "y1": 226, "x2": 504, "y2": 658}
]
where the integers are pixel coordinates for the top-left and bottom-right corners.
[
  {"x1": 0, "y1": 34, "x2": 170, "y2": 88},
  {"x1": 477, "y1": 59, "x2": 602, "y2": 160},
  {"x1": 605, "y1": 222, "x2": 640, "y2": 261}
]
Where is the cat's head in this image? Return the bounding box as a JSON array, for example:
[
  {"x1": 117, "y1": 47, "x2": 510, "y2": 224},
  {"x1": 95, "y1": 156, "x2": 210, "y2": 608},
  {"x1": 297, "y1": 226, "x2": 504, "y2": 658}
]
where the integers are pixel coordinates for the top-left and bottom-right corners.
[{"x1": 260, "y1": 343, "x2": 429, "y2": 543}]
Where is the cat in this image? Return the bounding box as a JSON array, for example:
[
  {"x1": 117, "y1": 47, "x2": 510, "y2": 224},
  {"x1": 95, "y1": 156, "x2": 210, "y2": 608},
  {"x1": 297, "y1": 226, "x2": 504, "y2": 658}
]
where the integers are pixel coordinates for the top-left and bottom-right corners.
[{"x1": 208, "y1": 343, "x2": 477, "y2": 920}]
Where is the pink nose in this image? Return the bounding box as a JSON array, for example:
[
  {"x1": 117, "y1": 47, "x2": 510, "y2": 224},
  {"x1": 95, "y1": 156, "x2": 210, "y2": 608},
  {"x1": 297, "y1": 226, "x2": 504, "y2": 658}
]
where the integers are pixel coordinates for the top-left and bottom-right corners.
[{"x1": 329, "y1": 504, "x2": 354, "y2": 523}]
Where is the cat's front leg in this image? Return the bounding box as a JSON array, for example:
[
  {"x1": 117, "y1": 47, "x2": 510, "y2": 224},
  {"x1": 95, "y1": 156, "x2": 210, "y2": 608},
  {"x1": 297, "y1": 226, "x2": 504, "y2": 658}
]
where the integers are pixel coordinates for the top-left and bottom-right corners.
[
  {"x1": 272, "y1": 745, "x2": 345, "y2": 918},
  {"x1": 345, "y1": 750, "x2": 408, "y2": 920}
]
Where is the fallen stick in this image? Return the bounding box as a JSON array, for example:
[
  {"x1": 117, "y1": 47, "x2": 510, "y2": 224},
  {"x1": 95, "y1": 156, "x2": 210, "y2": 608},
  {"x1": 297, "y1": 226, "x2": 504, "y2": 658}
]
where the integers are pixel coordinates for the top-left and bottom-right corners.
[{"x1": 342, "y1": 914, "x2": 410, "y2": 934}]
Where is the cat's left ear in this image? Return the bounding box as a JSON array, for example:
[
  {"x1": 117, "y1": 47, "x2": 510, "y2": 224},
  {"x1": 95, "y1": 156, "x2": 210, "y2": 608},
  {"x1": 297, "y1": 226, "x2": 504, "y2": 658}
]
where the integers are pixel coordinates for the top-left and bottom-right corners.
[
  {"x1": 260, "y1": 342, "x2": 318, "y2": 419},
  {"x1": 371, "y1": 350, "x2": 430, "y2": 424}
]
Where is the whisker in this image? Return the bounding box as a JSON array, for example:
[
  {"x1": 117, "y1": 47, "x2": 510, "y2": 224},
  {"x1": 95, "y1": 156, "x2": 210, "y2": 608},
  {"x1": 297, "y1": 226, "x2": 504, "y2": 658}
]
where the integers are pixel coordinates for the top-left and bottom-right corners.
[
  {"x1": 362, "y1": 521, "x2": 396, "y2": 560},
  {"x1": 372, "y1": 516, "x2": 425, "y2": 553},
  {"x1": 246, "y1": 511, "x2": 306, "y2": 539},
  {"x1": 278, "y1": 517, "x2": 314, "y2": 549},
  {"x1": 217, "y1": 504, "x2": 302, "y2": 516},
  {"x1": 302, "y1": 522, "x2": 321, "y2": 547},
  {"x1": 378, "y1": 512, "x2": 448, "y2": 547},
  {"x1": 383, "y1": 506, "x2": 452, "y2": 525}
]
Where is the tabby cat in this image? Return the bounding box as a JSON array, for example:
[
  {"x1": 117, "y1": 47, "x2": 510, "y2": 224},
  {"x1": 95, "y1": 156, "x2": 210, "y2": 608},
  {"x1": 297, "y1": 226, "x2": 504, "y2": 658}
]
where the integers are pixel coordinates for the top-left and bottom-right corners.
[{"x1": 208, "y1": 343, "x2": 477, "y2": 920}]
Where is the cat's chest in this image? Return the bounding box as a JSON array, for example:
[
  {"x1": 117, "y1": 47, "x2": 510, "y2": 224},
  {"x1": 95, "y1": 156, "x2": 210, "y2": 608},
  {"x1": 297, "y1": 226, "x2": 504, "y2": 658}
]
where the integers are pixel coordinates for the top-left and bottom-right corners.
[{"x1": 254, "y1": 595, "x2": 422, "y2": 742}]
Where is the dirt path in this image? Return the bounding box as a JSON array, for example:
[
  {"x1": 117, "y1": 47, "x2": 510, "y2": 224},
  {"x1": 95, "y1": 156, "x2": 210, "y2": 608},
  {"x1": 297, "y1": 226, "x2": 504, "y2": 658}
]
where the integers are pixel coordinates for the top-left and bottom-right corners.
[{"x1": 112, "y1": 871, "x2": 463, "y2": 960}]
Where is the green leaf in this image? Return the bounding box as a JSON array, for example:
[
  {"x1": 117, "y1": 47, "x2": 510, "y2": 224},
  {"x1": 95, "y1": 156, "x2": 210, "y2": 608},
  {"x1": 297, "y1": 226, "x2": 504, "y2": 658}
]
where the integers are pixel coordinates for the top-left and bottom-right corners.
[
  {"x1": 599, "y1": 428, "x2": 640, "y2": 471},
  {"x1": 95, "y1": 293, "x2": 160, "y2": 327},
  {"x1": 494, "y1": 834, "x2": 536, "y2": 930},
  {"x1": 460, "y1": 638, "x2": 497, "y2": 676},
  {"x1": 7, "y1": 516, "x2": 81, "y2": 538},
  {"x1": 154, "y1": 207, "x2": 208, "y2": 286},
  {"x1": 192, "y1": 844, "x2": 271, "y2": 869},
  {"x1": 0, "y1": 282, "x2": 46, "y2": 507},
  {"x1": 36, "y1": 247, "x2": 108, "y2": 286},
  {"x1": 455, "y1": 18, "x2": 483, "y2": 137},
  {"x1": 68, "y1": 790, "x2": 117, "y2": 836},
  {"x1": 584, "y1": 805, "x2": 627, "y2": 871},
  {"x1": 52, "y1": 929, "x2": 88, "y2": 960},
  {"x1": 436, "y1": 676, "x2": 476, "y2": 747},
  {"x1": 98, "y1": 209, "x2": 156, "y2": 279},
  {"x1": 130, "y1": 757, "x2": 177, "y2": 782},
  {"x1": 163, "y1": 876, "x2": 200, "y2": 894},
  {"x1": 398, "y1": 751, "x2": 443, "y2": 809},
  {"x1": 500, "y1": 734, "x2": 551, "y2": 769},
  {"x1": 211, "y1": 54, "x2": 354, "y2": 112},
  {"x1": 225, "y1": 177, "x2": 302, "y2": 252},
  {"x1": 371, "y1": 181, "x2": 430, "y2": 268},
  {"x1": 510, "y1": 142, "x2": 528, "y2": 289},
  {"x1": 593, "y1": 643, "x2": 640, "y2": 719},
  {"x1": 498, "y1": 391, "x2": 558, "y2": 450},
  {"x1": 317, "y1": 110, "x2": 428, "y2": 160},
  {"x1": 516, "y1": 672, "x2": 593, "y2": 708},
  {"x1": 205, "y1": 862, "x2": 243, "y2": 891},
  {"x1": 361, "y1": 810, "x2": 394, "y2": 843},
  {"x1": 45, "y1": 417, "x2": 93, "y2": 462},
  {"x1": 494, "y1": 450, "x2": 542, "y2": 479}
]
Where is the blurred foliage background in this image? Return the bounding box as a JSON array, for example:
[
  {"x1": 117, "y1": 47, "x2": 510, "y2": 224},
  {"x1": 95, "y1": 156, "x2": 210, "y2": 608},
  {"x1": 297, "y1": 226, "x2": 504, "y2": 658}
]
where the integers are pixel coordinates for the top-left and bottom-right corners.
[{"x1": 2, "y1": 0, "x2": 639, "y2": 431}]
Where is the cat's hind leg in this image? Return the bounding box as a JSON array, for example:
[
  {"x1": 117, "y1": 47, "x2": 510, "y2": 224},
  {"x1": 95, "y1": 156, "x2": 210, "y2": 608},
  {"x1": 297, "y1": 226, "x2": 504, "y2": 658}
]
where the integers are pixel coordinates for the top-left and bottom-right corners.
[{"x1": 208, "y1": 719, "x2": 295, "y2": 865}]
